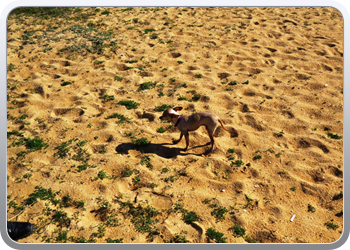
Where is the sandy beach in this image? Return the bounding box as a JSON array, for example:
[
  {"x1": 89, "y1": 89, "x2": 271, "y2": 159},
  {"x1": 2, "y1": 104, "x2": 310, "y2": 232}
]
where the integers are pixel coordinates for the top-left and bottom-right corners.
[{"x1": 6, "y1": 7, "x2": 343, "y2": 243}]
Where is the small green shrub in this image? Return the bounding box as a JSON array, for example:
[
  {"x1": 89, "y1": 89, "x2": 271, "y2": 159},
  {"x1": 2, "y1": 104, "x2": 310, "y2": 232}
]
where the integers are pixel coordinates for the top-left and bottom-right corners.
[
  {"x1": 308, "y1": 204, "x2": 316, "y2": 213},
  {"x1": 115, "y1": 76, "x2": 123, "y2": 81},
  {"x1": 132, "y1": 137, "x2": 151, "y2": 147},
  {"x1": 97, "y1": 170, "x2": 108, "y2": 180},
  {"x1": 140, "y1": 155, "x2": 153, "y2": 170},
  {"x1": 211, "y1": 206, "x2": 228, "y2": 221},
  {"x1": 166, "y1": 234, "x2": 188, "y2": 243},
  {"x1": 24, "y1": 186, "x2": 61, "y2": 206},
  {"x1": 206, "y1": 228, "x2": 227, "y2": 243},
  {"x1": 231, "y1": 160, "x2": 244, "y2": 167},
  {"x1": 121, "y1": 167, "x2": 133, "y2": 177},
  {"x1": 100, "y1": 94, "x2": 115, "y2": 103},
  {"x1": 106, "y1": 238, "x2": 123, "y2": 243},
  {"x1": 138, "y1": 81, "x2": 157, "y2": 92},
  {"x1": 61, "y1": 81, "x2": 72, "y2": 86},
  {"x1": 156, "y1": 127, "x2": 166, "y2": 133},
  {"x1": 230, "y1": 224, "x2": 246, "y2": 237},
  {"x1": 325, "y1": 221, "x2": 339, "y2": 230},
  {"x1": 183, "y1": 211, "x2": 198, "y2": 224},
  {"x1": 26, "y1": 136, "x2": 48, "y2": 151},
  {"x1": 118, "y1": 100, "x2": 139, "y2": 109},
  {"x1": 253, "y1": 155, "x2": 262, "y2": 160},
  {"x1": 327, "y1": 132, "x2": 342, "y2": 140},
  {"x1": 105, "y1": 113, "x2": 128, "y2": 124}
]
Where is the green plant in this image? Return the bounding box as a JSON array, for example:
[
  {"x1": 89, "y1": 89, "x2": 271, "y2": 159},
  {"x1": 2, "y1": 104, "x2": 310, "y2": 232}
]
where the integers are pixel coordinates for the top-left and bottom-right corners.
[
  {"x1": 253, "y1": 155, "x2": 262, "y2": 160},
  {"x1": 166, "y1": 234, "x2": 188, "y2": 243},
  {"x1": 245, "y1": 236, "x2": 258, "y2": 243},
  {"x1": 115, "y1": 76, "x2": 123, "y2": 81},
  {"x1": 54, "y1": 138, "x2": 76, "y2": 158},
  {"x1": 227, "y1": 148, "x2": 235, "y2": 154},
  {"x1": 156, "y1": 127, "x2": 166, "y2": 133},
  {"x1": 10, "y1": 7, "x2": 74, "y2": 18},
  {"x1": 140, "y1": 155, "x2": 153, "y2": 170},
  {"x1": 121, "y1": 167, "x2": 133, "y2": 177},
  {"x1": 161, "y1": 167, "x2": 169, "y2": 173},
  {"x1": 118, "y1": 201, "x2": 160, "y2": 239},
  {"x1": 155, "y1": 104, "x2": 173, "y2": 111},
  {"x1": 7, "y1": 130, "x2": 24, "y2": 138},
  {"x1": 52, "y1": 210, "x2": 71, "y2": 227},
  {"x1": 24, "y1": 186, "x2": 61, "y2": 206},
  {"x1": 101, "y1": 10, "x2": 111, "y2": 15},
  {"x1": 327, "y1": 132, "x2": 342, "y2": 140},
  {"x1": 231, "y1": 160, "x2": 244, "y2": 167},
  {"x1": 325, "y1": 221, "x2": 339, "y2": 230},
  {"x1": 206, "y1": 228, "x2": 227, "y2": 243},
  {"x1": 106, "y1": 238, "x2": 124, "y2": 243},
  {"x1": 61, "y1": 81, "x2": 73, "y2": 86},
  {"x1": 150, "y1": 33, "x2": 158, "y2": 39},
  {"x1": 144, "y1": 28, "x2": 155, "y2": 34},
  {"x1": 183, "y1": 211, "x2": 198, "y2": 224},
  {"x1": 133, "y1": 175, "x2": 141, "y2": 184},
  {"x1": 8, "y1": 63, "x2": 16, "y2": 71},
  {"x1": 132, "y1": 137, "x2": 151, "y2": 147},
  {"x1": 308, "y1": 204, "x2": 316, "y2": 213},
  {"x1": 229, "y1": 81, "x2": 239, "y2": 85},
  {"x1": 138, "y1": 81, "x2": 157, "y2": 91},
  {"x1": 211, "y1": 206, "x2": 228, "y2": 221},
  {"x1": 55, "y1": 229, "x2": 69, "y2": 243},
  {"x1": 91, "y1": 223, "x2": 106, "y2": 238},
  {"x1": 105, "y1": 113, "x2": 128, "y2": 124},
  {"x1": 118, "y1": 100, "x2": 139, "y2": 109},
  {"x1": 230, "y1": 224, "x2": 246, "y2": 237},
  {"x1": 26, "y1": 136, "x2": 48, "y2": 152},
  {"x1": 100, "y1": 94, "x2": 115, "y2": 103},
  {"x1": 97, "y1": 170, "x2": 108, "y2": 180}
]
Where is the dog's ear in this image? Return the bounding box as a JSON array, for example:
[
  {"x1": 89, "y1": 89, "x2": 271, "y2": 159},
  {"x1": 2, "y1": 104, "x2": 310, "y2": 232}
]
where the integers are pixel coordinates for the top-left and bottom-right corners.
[
  {"x1": 170, "y1": 113, "x2": 180, "y2": 118},
  {"x1": 174, "y1": 107, "x2": 183, "y2": 111}
]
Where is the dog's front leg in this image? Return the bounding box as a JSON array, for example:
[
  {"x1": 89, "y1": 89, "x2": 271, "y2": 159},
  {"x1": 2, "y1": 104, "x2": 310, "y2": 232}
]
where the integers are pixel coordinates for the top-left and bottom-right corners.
[
  {"x1": 184, "y1": 132, "x2": 189, "y2": 151},
  {"x1": 173, "y1": 132, "x2": 183, "y2": 144}
]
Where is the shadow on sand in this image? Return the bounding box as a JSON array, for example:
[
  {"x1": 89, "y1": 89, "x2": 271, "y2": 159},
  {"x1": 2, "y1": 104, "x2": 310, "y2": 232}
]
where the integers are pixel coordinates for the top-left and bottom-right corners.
[{"x1": 115, "y1": 142, "x2": 212, "y2": 158}]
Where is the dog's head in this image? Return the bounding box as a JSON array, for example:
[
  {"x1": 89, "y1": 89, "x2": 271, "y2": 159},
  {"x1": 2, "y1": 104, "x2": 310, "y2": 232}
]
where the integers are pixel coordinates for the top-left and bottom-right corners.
[{"x1": 159, "y1": 107, "x2": 183, "y2": 122}]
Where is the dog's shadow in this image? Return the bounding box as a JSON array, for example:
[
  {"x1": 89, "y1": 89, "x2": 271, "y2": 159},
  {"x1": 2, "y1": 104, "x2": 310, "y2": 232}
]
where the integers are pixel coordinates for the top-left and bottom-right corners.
[{"x1": 115, "y1": 142, "x2": 211, "y2": 158}]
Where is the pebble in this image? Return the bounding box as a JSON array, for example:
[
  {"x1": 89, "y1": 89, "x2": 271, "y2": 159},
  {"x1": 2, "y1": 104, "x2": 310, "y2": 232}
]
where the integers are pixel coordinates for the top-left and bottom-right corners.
[
  {"x1": 221, "y1": 189, "x2": 225, "y2": 192},
  {"x1": 290, "y1": 214, "x2": 296, "y2": 222}
]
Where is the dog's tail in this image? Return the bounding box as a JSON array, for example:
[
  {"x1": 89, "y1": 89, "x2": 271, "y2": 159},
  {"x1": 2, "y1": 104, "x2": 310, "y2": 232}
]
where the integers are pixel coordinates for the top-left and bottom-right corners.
[{"x1": 218, "y1": 119, "x2": 230, "y2": 131}]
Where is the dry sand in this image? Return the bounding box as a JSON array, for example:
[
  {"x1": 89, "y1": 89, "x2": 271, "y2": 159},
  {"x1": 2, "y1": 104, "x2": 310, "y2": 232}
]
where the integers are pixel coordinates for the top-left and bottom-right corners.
[{"x1": 6, "y1": 7, "x2": 343, "y2": 243}]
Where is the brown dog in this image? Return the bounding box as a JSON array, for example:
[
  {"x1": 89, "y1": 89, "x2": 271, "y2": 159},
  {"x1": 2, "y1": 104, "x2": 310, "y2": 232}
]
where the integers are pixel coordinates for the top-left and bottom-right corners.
[{"x1": 159, "y1": 107, "x2": 230, "y2": 152}]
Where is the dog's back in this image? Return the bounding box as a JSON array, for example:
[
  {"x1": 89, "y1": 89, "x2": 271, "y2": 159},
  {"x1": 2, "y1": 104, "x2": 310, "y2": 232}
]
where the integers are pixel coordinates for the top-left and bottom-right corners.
[{"x1": 184, "y1": 112, "x2": 219, "y2": 131}]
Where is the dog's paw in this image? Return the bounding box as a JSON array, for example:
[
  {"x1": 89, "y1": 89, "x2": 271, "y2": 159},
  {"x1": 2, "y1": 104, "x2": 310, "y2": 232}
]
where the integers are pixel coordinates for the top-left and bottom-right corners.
[{"x1": 172, "y1": 139, "x2": 179, "y2": 144}]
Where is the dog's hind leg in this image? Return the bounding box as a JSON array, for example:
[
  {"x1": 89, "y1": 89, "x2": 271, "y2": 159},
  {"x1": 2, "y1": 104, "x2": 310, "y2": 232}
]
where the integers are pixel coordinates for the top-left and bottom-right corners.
[{"x1": 205, "y1": 126, "x2": 217, "y2": 151}]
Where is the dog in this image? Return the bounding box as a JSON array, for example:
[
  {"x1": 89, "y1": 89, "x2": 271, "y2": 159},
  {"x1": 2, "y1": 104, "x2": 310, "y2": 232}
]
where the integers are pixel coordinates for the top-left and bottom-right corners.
[{"x1": 159, "y1": 107, "x2": 231, "y2": 152}]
